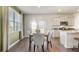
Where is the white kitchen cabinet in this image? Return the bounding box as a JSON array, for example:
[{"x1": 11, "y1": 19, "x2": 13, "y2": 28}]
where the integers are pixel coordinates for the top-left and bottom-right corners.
[
  {"x1": 60, "y1": 30, "x2": 79, "y2": 48},
  {"x1": 53, "y1": 30, "x2": 60, "y2": 38}
]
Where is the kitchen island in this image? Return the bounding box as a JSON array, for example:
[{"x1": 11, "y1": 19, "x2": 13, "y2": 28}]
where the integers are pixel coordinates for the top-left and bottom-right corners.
[{"x1": 60, "y1": 30, "x2": 79, "y2": 48}]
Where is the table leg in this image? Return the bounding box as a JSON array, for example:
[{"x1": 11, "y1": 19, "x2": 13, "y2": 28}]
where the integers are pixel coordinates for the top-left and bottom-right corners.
[
  {"x1": 29, "y1": 36, "x2": 31, "y2": 51},
  {"x1": 47, "y1": 36, "x2": 48, "y2": 51},
  {"x1": 78, "y1": 43, "x2": 79, "y2": 49}
]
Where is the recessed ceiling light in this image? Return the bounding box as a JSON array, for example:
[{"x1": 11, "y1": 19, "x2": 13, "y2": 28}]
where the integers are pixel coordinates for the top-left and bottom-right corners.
[{"x1": 58, "y1": 9, "x2": 61, "y2": 12}]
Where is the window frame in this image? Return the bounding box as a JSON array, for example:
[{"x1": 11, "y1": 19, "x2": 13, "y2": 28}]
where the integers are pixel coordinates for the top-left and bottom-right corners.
[{"x1": 8, "y1": 7, "x2": 22, "y2": 33}]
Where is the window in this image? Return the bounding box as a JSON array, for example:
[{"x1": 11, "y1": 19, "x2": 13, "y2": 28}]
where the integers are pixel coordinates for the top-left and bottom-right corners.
[
  {"x1": 9, "y1": 10, "x2": 15, "y2": 32},
  {"x1": 9, "y1": 8, "x2": 22, "y2": 33},
  {"x1": 15, "y1": 13, "x2": 21, "y2": 31},
  {"x1": 31, "y1": 20, "x2": 37, "y2": 33},
  {"x1": 9, "y1": 22, "x2": 14, "y2": 32},
  {"x1": 38, "y1": 21, "x2": 45, "y2": 33},
  {"x1": 31, "y1": 20, "x2": 45, "y2": 34}
]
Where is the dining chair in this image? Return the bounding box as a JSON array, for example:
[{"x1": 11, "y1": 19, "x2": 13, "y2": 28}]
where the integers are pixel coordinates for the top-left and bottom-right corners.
[
  {"x1": 31, "y1": 30, "x2": 47, "y2": 52},
  {"x1": 48, "y1": 31, "x2": 53, "y2": 48}
]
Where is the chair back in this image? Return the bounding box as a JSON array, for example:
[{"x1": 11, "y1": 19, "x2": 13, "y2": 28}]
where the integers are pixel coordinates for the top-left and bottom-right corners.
[
  {"x1": 33, "y1": 32, "x2": 45, "y2": 46},
  {"x1": 48, "y1": 31, "x2": 53, "y2": 41}
]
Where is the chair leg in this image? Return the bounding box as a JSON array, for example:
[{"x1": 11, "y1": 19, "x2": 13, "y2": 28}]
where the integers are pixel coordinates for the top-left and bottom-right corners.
[
  {"x1": 42, "y1": 45, "x2": 44, "y2": 52},
  {"x1": 48, "y1": 41, "x2": 52, "y2": 48},
  {"x1": 34, "y1": 45, "x2": 36, "y2": 52},
  {"x1": 29, "y1": 43, "x2": 31, "y2": 52},
  {"x1": 50, "y1": 41, "x2": 52, "y2": 48}
]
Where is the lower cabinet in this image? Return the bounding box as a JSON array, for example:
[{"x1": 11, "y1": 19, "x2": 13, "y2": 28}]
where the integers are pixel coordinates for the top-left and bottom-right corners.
[{"x1": 53, "y1": 30, "x2": 60, "y2": 38}]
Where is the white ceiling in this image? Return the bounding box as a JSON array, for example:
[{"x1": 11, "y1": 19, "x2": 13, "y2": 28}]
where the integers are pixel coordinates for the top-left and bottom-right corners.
[{"x1": 18, "y1": 6, "x2": 79, "y2": 14}]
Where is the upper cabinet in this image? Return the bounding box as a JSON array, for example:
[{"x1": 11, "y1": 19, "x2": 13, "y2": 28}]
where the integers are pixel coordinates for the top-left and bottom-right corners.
[
  {"x1": 52, "y1": 15, "x2": 74, "y2": 26},
  {"x1": 59, "y1": 15, "x2": 74, "y2": 26}
]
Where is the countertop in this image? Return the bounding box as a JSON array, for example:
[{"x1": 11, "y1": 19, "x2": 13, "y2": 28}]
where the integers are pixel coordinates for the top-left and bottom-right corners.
[{"x1": 60, "y1": 30, "x2": 79, "y2": 34}]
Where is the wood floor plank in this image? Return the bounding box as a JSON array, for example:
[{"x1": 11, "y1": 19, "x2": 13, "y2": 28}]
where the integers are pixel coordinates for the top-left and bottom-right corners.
[{"x1": 8, "y1": 38, "x2": 74, "y2": 52}]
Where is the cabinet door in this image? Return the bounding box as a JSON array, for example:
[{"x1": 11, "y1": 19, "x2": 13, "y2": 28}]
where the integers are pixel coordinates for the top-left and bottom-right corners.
[
  {"x1": 53, "y1": 30, "x2": 60, "y2": 38},
  {"x1": 53, "y1": 18, "x2": 60, "y2": 26}
]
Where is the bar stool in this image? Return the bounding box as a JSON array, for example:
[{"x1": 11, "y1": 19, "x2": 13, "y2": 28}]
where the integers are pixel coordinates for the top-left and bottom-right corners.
[
  {"x1": 74, "y1": 38, "x2": 79, "y2": 48},
  {"x1": 73, "y1": 37, "x2": 79, "y2": 51}
]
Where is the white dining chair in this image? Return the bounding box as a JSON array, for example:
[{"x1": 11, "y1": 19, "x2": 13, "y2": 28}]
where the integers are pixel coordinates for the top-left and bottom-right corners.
[
  {"x1": 48, "y1": 31, "x2": 53, "y2": 48},
  {"x1": 32, "y1": 30, "x2": 47, "y2": 52}
]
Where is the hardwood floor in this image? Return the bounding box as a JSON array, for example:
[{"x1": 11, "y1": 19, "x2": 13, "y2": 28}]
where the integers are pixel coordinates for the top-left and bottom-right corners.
[
  {"x1": 8, "y1": 37, "x2": 74, "y2": 52},
  {"x1": 49, "y1": 39, "x2": 72, "y2": 52},
  {"x1": 8, "y1": 38, "x2": 29, "y2": 52}
]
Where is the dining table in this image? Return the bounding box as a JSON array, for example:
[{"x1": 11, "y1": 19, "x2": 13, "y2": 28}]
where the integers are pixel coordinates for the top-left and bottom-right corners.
[{"x1": 29, "y1": 33, "x2": 48, "y2": 51}]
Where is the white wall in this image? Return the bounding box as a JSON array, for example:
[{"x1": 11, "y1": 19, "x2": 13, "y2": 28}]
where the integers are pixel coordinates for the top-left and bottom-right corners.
[{"x1": 24, "y1": 14, "x2": 74, "y2": 37}]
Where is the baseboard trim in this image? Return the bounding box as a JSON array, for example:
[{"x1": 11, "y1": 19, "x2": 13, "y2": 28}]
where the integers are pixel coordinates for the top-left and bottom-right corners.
[{"x1": 8, "y1": 40, "x2": 20, "y2": 50}]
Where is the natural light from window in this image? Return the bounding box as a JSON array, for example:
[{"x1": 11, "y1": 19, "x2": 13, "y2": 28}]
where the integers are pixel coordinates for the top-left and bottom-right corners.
[
  {"x1": 31, "y1": 20, "x2": 45, "y2": 34},
  {"x1": 31, "y1": 20, "x2": 37, "y2": 33}
]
